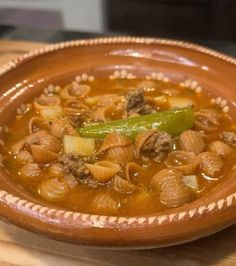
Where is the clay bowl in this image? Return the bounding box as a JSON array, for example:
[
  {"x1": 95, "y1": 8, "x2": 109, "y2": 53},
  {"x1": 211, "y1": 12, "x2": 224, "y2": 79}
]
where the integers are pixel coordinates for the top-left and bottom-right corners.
[{"x1": 0, "y1": 37, "x2": 236, "y2": 248}]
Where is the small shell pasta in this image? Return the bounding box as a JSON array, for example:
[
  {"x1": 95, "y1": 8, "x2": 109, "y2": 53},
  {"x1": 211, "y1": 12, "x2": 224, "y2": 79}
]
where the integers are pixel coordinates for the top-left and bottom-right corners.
[
  {"x1": 152, "y1": 168, "x2": 192, "y2": 207},
  {"x1": 11, "y1": 140, "x2": 25, "y2": 155},
  {"x1": 20, "y1": 162, "x2": 41, "y2": 178},
  {"x1": 50, "y1": 118, "x2": 77, "y2": 138},
  {"x1": 198, "y1": 152, "x2": 223, "y2": 177},
  {"x1": 25, "y1": 130, "x2": 61, "y2": 153},
  {"x1": 125, "y1": 162, "x2": 144, "y2": 183},
  {"x1": 63, "y1": 174, "x2": 78, "y2": 189},
  {"x1": 99, "y1": 133, "x2": 134, "y2": 164},
  {"x1": 86, "y1": 161, "x2": 120, "y2": 183},
  {"x1": 164, "y1": 151, "x2": 198, "y2": 175},
  {"x1": 85, "y1": 94, "x2": 123, "y2": 107},
  {"x1": 34, "y1": 95, "x2": 61, "y2": 110},
  {"x1": 48, "y1": 163, "x2": 64, "y2": 176},
  {"x1": 92, "y1": 194, "x2": 118, "y2": 214},
  {"x1": 208, "y1": 141, "x2": 233, "y2": 158},
  {"x1": 179, "y1": 130, "x2": 205, "y2": 155},
  {"x1": 90, "y1": 104, "x2": 123, "y2": 122},
  {"x1": 16, "y1": 150, "x2": 33, "y2": 163},
  {"x1": 60, "y1": 82, "x2": 90, "y2": 100},
  {"x1": 106, "y1": 145, "x2": 134, "y2": 164},
  {"x1": 38, "y1": 177, "x2": 69, "y2": 202},
  {"x1": 28, "y1": 116, "x2": 49, "y2": 134},
  {"x1": 31, "y1": 145, "x2": 58, "y2": 164},
  {"x1": 111, "y1": 175, "x2": 136, "y2": 194},
  {"x1": 63, "y1": 99, "x2": 89, "y2": 116}
]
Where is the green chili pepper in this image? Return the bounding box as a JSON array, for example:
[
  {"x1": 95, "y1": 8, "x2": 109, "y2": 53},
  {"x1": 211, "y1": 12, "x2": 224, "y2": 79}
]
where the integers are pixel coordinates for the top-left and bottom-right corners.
[{"x1": 77, "y1": 108, "x2": 194, "y2": 139}]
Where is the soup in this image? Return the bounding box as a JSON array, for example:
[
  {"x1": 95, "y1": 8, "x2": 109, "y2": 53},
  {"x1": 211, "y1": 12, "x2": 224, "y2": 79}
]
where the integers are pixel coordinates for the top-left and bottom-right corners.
[{"x1": 1, "y1": 76, "x2": 236, "y2": 216}]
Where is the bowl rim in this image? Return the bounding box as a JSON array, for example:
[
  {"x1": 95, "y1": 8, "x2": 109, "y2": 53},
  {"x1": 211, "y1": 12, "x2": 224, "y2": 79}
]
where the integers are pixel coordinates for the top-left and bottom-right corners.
[
  {"x1": 0, "y1": 36, "x2": 236, "y2": 247},
  {"x1": 1, "y1": 36, "x2": 236, "y2": 77}
]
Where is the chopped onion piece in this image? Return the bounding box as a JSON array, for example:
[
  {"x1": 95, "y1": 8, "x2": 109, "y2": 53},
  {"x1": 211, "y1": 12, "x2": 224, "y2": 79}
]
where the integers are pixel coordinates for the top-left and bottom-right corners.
[
  {"x1": 40, "y1": 106, "x2": 63, "y2": 120},
  {"x1": 182, "y1": 175, "x2": 199, "y2": 190},
  {"x1": 63, "y1": 135, "x2": 95, "y2": 155},
  {"x1": 168, "y1": 97, "x2": 194, "y2": 109}
]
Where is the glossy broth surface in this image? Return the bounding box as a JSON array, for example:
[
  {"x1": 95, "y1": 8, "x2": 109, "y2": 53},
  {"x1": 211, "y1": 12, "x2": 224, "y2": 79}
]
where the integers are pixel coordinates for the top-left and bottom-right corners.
[{"x1": 1, "y1": 77, "x2": 236, "y2": 216}]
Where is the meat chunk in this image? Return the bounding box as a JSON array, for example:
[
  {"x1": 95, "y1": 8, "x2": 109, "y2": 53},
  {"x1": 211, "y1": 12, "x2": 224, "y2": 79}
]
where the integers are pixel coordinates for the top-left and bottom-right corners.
[
  {"x1": 220, "y1": 131, "x2": 236, "y2": 147},
  {"x1": 125, "y1": 89, "x2": 152, "y2": 116},
  {"x1": 142, "y1": 131, "x2": 171, "y2": 161},
  {"x1": 135, "y1": 129, "x2": 172, "y2": 162},
  {"x1": 58, "y1": 154, "x2": 93, "y2": 180}
]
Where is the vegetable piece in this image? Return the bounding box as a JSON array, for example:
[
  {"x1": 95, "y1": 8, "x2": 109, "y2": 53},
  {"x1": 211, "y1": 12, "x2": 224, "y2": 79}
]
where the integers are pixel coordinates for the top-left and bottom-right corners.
[
  {"x1": 63, "y1": 135, "x2": 95, "y2": 155},
  {"x1": 40, "y1": 106, "x2": 63, "y2": 120},
  {"x1": 78, "y1": 108, "x2": 194, "y2": 139},
  {"x1": 168, "y1": 97, "x2": 194, "y2": 109}
]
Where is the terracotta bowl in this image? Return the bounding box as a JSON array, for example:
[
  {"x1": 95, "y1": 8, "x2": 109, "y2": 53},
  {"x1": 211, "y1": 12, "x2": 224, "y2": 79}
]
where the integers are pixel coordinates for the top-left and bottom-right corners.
[{"x1": 0, "y1": 37, "x2": 236, "y2": 248}]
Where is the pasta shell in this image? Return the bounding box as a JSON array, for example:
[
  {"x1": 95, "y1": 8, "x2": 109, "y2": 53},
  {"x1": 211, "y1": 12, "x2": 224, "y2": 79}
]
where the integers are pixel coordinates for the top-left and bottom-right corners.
[
  {"x1": 34, "y1": 95, "x2": 60, "y2": 110},
  {"x1": 95, "y1": 160, "x2": 121, "y2": 171},
  {"x1": 151, "y1": 168, "x2": 192, "y2": 207},
  {"x1": 48, "y1": 163, "x2": 64, "y2": 176},
  {"x1": 111, "y1": 175, "x2": 136, "y2": 194},
  {"x1": 125, "y1": 162, "x2": 144, "y2": 183},
  {"x1": 151, "y1": 168, "x2": 182, "y2": 189},
  {"x1": 194, "y1": 109, "x2": 220, "y2": 132},
  {"x1": 107, "y1": 145, "x2": 134, "y2": 164},
  {"x1": 60, "y1": 82, "x2": 90, "y2": 100},
  {"x1": 96, "y1": 94, "x2": 123, "y2": 107},
  {"x1": 63, "y1": 99, "x2": 89, "y2": 116},
  {"x1": 220, "y1": 131, "x2": 236, "y2": 147},
  {"x1": 90, "y1": 107, "x2": 109, "y2": 122},
  {"x1": 25, "y1": 130, "x2": 61, "y2": 152},
  {"x1": 63, "y1": 173, "x2": 78, "y2": 189},
  {"x1": 28, "y1": 116, "x2": 49, "y2": 134},
  {"x1": 135, "y1": 130, "x2": 155, "y2": 158},
  {"x1": 179, "y1": 130, "x2": 205, "y2": 155},
  {"x1": 50, "y1": 118, "x2": 77, "y2": 139},
  {"x1": 198, "y1": 152, "x2": 223, "y2": 177},
  {"x1": 92, "y1": 194, "x2": 118, "y2": 214},
  {"x1": 135, "y1": 129, "x2": 171, "y2": 161},
  {"x1": 86, "y1": 163, "x2": 119, "y2": 183},
  {"x1": 164, "y1": 151, "x2": 198, "y2": 175},
  {"x1": 99, "y1": 133, "x2": 132, "y2": 153},
  {"x1": 160, "y1": 181, "x2": 192, "y2": 207},
  {"x1": 91, "y1": 104, "x2": 123, "y2": 122},
  {"x1": 20, "y1": 162, "x2": 41, "y2": 177},
  {"x1": 11, "y1": 140, "x2": 25, "y2": 155},
  {"x1": 17, "y1": 150, "x2": 33, "y2": 163},
  {"x1": 38, "y1": 177, "x2": 69, "y2": 202},
  {"x1": 208, "y1": 140, "x2": 233, "y2": 158},
  {"x1": 31, "y1": 145, "x2": 58, "y2": 164}
]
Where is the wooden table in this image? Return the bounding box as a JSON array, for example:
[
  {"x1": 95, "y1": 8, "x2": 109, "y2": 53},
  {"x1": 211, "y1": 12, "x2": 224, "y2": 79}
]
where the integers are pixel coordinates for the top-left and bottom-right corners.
[{"x1": 0, "y1": 39, "x2": 236, "y2": 266}]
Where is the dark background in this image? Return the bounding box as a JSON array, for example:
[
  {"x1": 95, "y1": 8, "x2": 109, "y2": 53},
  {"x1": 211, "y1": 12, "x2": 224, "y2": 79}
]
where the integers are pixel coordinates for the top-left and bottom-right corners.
[{"x1": 0, "y1": 0, "x2": 236, "y2": 56}]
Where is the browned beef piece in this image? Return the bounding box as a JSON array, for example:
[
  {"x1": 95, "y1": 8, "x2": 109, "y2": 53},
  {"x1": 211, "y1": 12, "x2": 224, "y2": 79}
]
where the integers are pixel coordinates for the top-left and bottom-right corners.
[
  {"x1": 125, "y1": 89, "x2": 152, "y2": 115},
  {"x1": 58, "y1": 154, "x2": 95, "y2": 181},
  {"x1": 141, "y1": 131, "x2": 172, "y2": 161},
  {"x1": 220, "y1": 131, "x2": 236, "y2": 147}
]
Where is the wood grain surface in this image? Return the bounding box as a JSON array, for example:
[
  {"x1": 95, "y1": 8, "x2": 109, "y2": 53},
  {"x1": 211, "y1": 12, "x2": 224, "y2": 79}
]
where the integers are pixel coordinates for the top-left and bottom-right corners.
[{"x1": 0, "y1": 39, "x2": 236, "y2": 266}]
